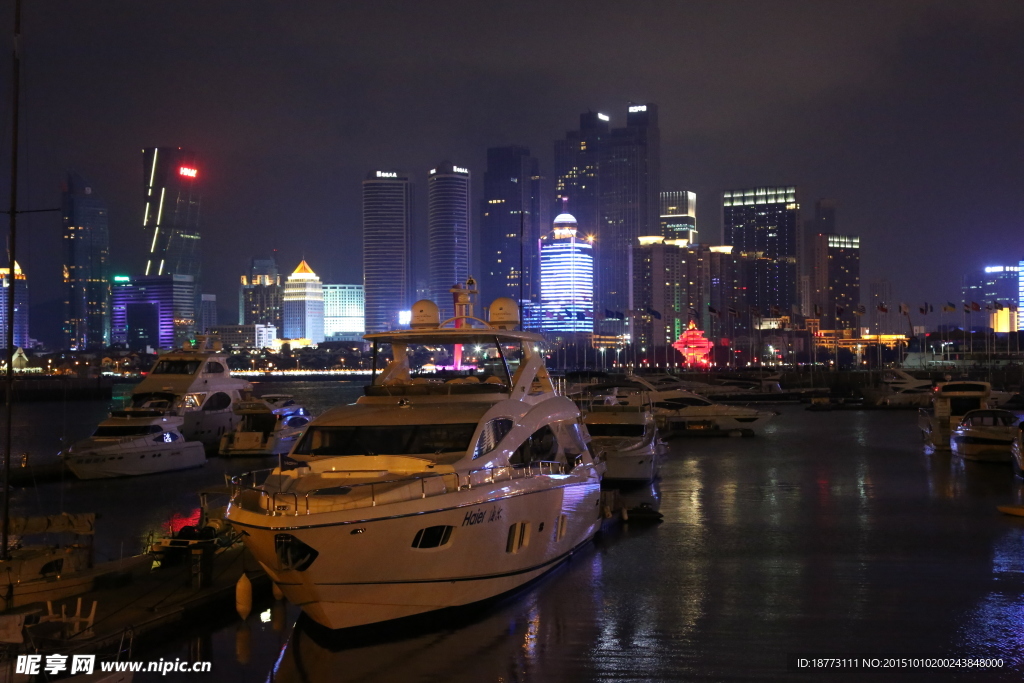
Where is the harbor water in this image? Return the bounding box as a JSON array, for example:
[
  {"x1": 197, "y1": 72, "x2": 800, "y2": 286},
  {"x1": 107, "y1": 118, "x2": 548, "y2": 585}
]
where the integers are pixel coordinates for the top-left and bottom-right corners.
[{"x1": 5, "y1": 383, "x2": 1024, "y2": 681}]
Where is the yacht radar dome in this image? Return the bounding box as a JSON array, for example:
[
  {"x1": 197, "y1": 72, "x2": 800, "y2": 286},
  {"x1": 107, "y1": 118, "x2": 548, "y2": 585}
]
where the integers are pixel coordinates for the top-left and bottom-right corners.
[
  {"x1": 488, "y1": 298, "x2": 520, "y2": 329},
  {"x1": 410, "y1": 300, "x2": 441, "y2": 329}
]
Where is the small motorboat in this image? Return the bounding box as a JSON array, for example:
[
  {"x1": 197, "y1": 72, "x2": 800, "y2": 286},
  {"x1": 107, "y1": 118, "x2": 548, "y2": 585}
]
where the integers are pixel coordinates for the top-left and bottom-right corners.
[
  {"x1": 63, "y1": 415, "x2": 206, "y2": 479},
  {"x1": 950, "y1": 409, "x2": 1019, "y2": 462},
  {"x1": 576, "y1": 385, "x2": 664, "y2": 483},
  {"x1": 918, "y1": 381, "x2": 993, "y2": 450},
  {"x1": 218, "y1": 394, "x2": 312, "y2": 457},
  {"x1": 623, "y1": 375, "x2": 775, "y2": 436},
  {"x1": 1013, "y1": 424, "x2": 1024, "y2": 479}
]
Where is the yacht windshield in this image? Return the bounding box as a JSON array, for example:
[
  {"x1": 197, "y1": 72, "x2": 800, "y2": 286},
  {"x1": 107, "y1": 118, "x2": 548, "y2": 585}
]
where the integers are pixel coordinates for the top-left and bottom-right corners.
[
  {"x1": 151, "y1": 360, "x2": 202, "y2": 375},
  {"x1": 586, "y1": 424, "x2": 645, "y2": 437},
  {"x1": 293, "y1": 424, "x2": 478, "y2": 457},
  {"x1": 94, "y1": 425, "x2": 162, "y2": 437}
]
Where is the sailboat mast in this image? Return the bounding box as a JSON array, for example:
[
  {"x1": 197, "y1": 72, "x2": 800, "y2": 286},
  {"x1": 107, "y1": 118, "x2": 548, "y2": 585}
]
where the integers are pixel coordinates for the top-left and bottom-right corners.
[{"x1": 2, "y1": 0, "x2": 22, "y2": 561}]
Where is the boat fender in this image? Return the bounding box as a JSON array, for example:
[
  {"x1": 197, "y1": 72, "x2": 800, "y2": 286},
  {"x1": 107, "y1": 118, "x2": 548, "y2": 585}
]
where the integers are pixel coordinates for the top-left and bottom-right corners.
[
  {"x1": 272, "y1": 582, "x2": 284, "y2": 601},
  {"x1": 621, "y1": 508, "x2": 629, "y2": 522},
  {"x1": 235, "y1": 573, "x2": 252, "y2": 620}
]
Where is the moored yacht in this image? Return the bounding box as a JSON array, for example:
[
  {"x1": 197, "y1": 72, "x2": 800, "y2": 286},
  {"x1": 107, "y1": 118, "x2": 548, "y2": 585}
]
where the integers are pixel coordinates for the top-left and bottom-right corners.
[
  {"x1": 225, "y1": 290, "x2": 603, "y2": 630},
  {"x1": 950, "y1": 409, "x2": 1019, "y2": 462},
  {"x1": 622, "y1": 375, "x2": 774, "y2": 436},
  {"x1": 117, "y1": 337, "x2": 251, "y2": 449},
  {"x1": 918, "y1": 381, "x2": 993, "y2": 450},
  {"x1": 63, "y1": 415, "x2": 206, "y2": 479},
  {"x1": 218, "y1": 394, "x2": 312, "y2": 457},
  {"x1": 575, "y1": 384, "x2": 664, "y2": 482}
]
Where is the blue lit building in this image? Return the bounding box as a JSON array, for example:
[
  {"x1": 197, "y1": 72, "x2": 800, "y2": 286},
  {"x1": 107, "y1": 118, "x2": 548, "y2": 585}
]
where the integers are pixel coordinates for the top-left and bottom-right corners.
[
  {"x1": 539, "y1": 214, "x2": 593, "y2": 334},
  {"x1": 111, "y1": 274, "x2": 196, "y2": 351},
  {"x1": 0, "y1": 263, "x2": 29, "y2": 349},
  {"x1": 962, "y1": 265, "x2": 1019, "y2": 307}
]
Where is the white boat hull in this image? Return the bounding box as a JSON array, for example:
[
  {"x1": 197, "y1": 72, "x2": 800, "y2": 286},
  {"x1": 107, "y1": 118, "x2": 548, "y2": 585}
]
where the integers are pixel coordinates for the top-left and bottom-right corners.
[
  {"x1": 657, "y1": 411, "x2": 773, "y2": 435},
  {"x1": 230, "y1": 472, "x2": 602, "y2": 630},
  {"x1": 593, "y1": 438, "x2": 662, "y2": 482},
  {"x1": 219, "y1": 431, "x2": 301, "y2": 457},
  {"x1": 66, "y1": 441, "x2": 207, "y2": 479},
  {"x1": 950, "y1": 426, "x2": 1016, "y2": 462}
]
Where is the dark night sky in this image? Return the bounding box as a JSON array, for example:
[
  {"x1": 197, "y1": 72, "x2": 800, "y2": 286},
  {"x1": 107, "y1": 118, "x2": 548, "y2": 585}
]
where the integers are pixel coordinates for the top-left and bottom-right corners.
[{"x1": 1, "y1": 1, "x2": 1022, "y2": 344}]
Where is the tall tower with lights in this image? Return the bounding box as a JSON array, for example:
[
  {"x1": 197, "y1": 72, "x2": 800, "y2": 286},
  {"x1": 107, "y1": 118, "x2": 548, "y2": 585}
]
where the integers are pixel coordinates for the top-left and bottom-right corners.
[
  {"x1": 283, "y1": 260, "x2": 324, "y2": 343},
  {"x1": 62, "y1": 172, "x2": 110, "y2": 349},
  {"x1": 141, "y1": 147, "x2": 202, "y2": 283},
  {"x1": 362, "y1": 170, "x2": 413, "y2": 332},
  {"x1": 539, "y1": 213, "x2": 593, "y2": 334},
  {"x1": 428, "y1": 162, "x2": 471, "y2": 320}
]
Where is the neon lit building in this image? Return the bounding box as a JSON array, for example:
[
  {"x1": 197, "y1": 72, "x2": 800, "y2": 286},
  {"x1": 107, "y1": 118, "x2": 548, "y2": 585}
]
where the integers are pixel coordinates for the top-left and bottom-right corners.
[
  {"x1": 239, "y1": 256, "x2": 282, "y2": 328},
  {"x1": 0, "y1": 263, "x2": 29, "y2": 349},
  {"x1": 539, "y1": 214, "x2": 593, "y2": 334},
  {"x1": 363, "y1": 170, "x2": 413, "y2": 333},
  {"x1": 110, "y1": 274, "x2": 195, "y2": 351},
  {"x1": 141, "y1": 147, "x2": 201, "y2": 281},
  {"x1": 61, "y1": 172, "x2": 110, "y2": 349},
  {"x1": 428, "y1": 162, "x2": 471, "y2": 320},
  {"x1": 323, "y1": 283, "x2": 364, "y2": 341},
  {"x1": 660, "y1": 190, "x2": 696, "y2": 243},
  {"x1": 283, "y1": 260, "x2": 324, "y2": 343}
]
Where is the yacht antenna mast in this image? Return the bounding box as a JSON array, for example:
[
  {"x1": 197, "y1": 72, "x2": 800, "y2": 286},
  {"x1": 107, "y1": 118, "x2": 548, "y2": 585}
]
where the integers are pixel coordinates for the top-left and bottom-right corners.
[{"x1": 2, "y1": 0, "x2": 22, "y2": 561}]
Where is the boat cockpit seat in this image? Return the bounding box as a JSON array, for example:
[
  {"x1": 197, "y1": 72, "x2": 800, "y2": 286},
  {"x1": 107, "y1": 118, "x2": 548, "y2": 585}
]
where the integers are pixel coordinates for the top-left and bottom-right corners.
[
  {"x1": 484, "y1": 376, "x2": 504, "y2": 384},
  {"x1": 463, "y1": 376, "x2": 481, "y2": 383}
]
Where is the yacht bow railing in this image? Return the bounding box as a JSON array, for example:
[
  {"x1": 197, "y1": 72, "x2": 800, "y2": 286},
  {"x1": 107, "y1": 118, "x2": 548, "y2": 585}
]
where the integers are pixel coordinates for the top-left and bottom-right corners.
[{"x1": 229, "y1": 460, "x2": 568, "y2": 517}]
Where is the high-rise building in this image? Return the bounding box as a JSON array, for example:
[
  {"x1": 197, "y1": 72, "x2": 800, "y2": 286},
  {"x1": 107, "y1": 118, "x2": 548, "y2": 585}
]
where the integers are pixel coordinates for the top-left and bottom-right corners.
[
  {"x1": 539, "y1": 214, "x2": 593, "y2": 334},
  {"x1": 553, "y1": 104, "x2": 661, "y2": 338},
  {"x1": 723, "y1": 186, "x2": 800, "y2": 316},
  {"x1": 962, "y1": 265, "x2": 1019, "y2": 307},
  {"x1": 869, "y1": 278, "x2": 895, "y2": 334},
  {"x1": 206, "y1": 324, "x2": 277, "y2": 349},
  {"x1": 323, "y1": 284, "x2": 364, "y2": 341},
  {"x1": 812, "y1": 199, "x2": 837, "y2": 235},
  {"x1": 283, "y1": 260, "x2": 324, "y2": 342},
  {"x1": 199, "y1": 294, "x2": 218, "y2": 332},
  {"x1": 428, "y1": 162, "x2": 471, "y2": 320},
  {"x1": 660, "y1": 190, "x2": 696, "y2": 243},
  {"x1": 61, "y1": 172, "x2": 110, "y2": 349},
  {"x1": 480, "y1": 146, "x2": 542, "y2": 308},
  {"x1": 810, "y1": 234, "x2": 860, "y2": 329},
  {"x1": 362, "y1": 170, "x2": 413, "y2": 333},
  {"x1": 141, "y1": 147, "x2": 201, "y2": 281},
  {"x1": 111, "y1": 274, "x2": 195, "y2": 351},
  {"x1": 239, "y1": 256, "x2": 283, "y2": 328},
  {"x1": 0, "y1": 263, "x2": 29, "y2": 349}
]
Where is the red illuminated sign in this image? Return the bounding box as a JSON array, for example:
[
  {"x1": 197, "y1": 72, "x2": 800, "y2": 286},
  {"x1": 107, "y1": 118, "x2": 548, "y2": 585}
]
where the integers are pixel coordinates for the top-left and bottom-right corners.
[{"x1": 179, "y1": 167, "x2": 197, "y2": 178}]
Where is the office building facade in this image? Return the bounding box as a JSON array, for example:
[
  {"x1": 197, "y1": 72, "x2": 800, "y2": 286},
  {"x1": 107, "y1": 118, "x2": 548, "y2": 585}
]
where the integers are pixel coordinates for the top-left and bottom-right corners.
[
  {"x1": 660, "y1": 190, "x2": 696, "y2": 243},
  {"x1": 206, "y1": 324, "x2": 277, "y2": 349},
  {"x1": 962, "y1": 265, "x2": 1019, "y2": 307},
  {"x1": 0, "y1": 263, "x2": 29, "y2": 349},
  {"x1": 480, "y1": 146, "x2": 542, "y2": 308},
  {"x1": 539, "y1": 214, "x2": 593, "y2": 334},
  {"x1": 428, "y1": 162, "x2": 471, "y2": 320},
  {"x1": 239, "y1": 256, "x2": 283, "y2": 328},
  {"x1": 111, "y1": 274, "x2": 195, "y2": 351},
  {"x1": 362, "y1": 171, "x2": 413, "y2": 333},
  {"x1": 141, "y1": 147, "x2": 201, "y2": 282},
  {"x1": 61, "y1": 172, "x2": 110, "y2": 349},
  {"x1": 283, "y1": 260, "x2": 324, "y2": 343},
  {"x1": 810, "y1": 234, "x2": 861, "y2": 330},
  {"x1": 723, "y1": 186, "x2": 800, "y2": 316},
  {"x1": 323, "y1": 283, "x2": 364, "y2": 341}
]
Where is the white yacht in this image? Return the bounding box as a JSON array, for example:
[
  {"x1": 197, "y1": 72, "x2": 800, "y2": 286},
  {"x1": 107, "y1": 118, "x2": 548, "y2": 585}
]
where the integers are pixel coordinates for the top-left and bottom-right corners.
[
  {"x1": 226, "y1": 291, "x2": 604, "y2": 630},
  {"x1": 117, "y1": 338, "x2": 251, "y2": 449},
  {"x1": 950, "y1": 409, "x2": 1020, "y2": 462},
  {"x1": 1012, "y1": 424, "x2": 1024, "y2": 479},
  {"x1": 918, "y1": 380, "x2": 993, "y2": 450},
  {"x1": 219, "y1": 394, "x2": 312, "y2": 457},
  {"x1": 863, "y1": 369, "x2": 934, "y2": 407},
  {"x1": 621, "y1": 375, "x2": 775, "y2": 436},
  {"x1": 576, "y1": 384, "x2": 664, "y2": 482},
  {"x1": 63, "y1": 415, "x2": 206, "y2": 479}
]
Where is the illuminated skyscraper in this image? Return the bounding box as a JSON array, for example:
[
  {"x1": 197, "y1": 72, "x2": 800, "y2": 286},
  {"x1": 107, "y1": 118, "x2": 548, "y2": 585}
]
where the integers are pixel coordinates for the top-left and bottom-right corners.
[
  {"x1": 659, "y1": 190, "x2": 696, "y2": 243},
  {"x1": 239, "y1": 256, "x2": 283, "y2": 328},
  {"x1": 141, "y1": 147, "x2": 201, "y2": 281},
  {"x1": 199, "y1": 294, "x2": 218, "y2": 333},
  {"x1": 283, "y1": 260, "x2": 324, "y2": 343},
  {"x1": 554, "y1": 104, "x2": 661, "y2": 337},
  {"x1": 723, "y1": 186, "x2": 800, "y2": 315},
  {"x1": 810, "y1": 234, "x2": 861, "y2": 329},
  {"x1": 480, "y1": 146, "x2": 542, "y2": 307},
  {"x1": 362, "y1": 171, "x2": 413, "y2": 332},
  {"x1": 0, "y1": 263, "x2": 29, "y2": 349},
  {"x1": 428, "y1": 162, "x2": 471, "y2": 320},
  {"x1": 323, "y1": 283, "x2": 364, "y2": 341},
  {"x1": 110, "y1": 274, "x2": 195, "y2": 351},
  {"x1": 539, "y1": 214, "x2": 593, "y2": 334},
  {"x1": 61, "y1": 172, "x2": 110, "y2": 349}
]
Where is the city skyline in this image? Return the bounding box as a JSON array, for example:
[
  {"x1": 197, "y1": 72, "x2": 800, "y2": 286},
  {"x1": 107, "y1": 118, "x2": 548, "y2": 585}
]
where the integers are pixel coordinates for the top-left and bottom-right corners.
[{"x1": 1, "y1": 3, "x2": 1022, "y2": 346}]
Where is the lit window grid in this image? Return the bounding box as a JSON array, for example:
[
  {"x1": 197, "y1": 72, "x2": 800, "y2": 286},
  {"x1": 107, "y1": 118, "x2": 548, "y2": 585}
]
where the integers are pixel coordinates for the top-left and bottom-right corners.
[{"x1": 540, "y1": 240, "x2": 593, "y2": 333}]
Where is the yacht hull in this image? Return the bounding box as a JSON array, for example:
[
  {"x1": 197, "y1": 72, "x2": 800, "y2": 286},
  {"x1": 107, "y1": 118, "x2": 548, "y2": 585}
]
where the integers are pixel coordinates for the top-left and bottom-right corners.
[
  {"x1": 66, "y1": 441, "x2": 207, "y2": 479},
  {"x1": 950, "y1": 428, "x2": 1015, "y2": 462},
  {"x1": 594, "y1": 439, "x2": 662, "y2": 482},
  {"x1": 230, "y1": 474, "x2": 602, "y2": 630},
  {"x1": 657, "y1": 411, "x2": 772, "y2": 436}
]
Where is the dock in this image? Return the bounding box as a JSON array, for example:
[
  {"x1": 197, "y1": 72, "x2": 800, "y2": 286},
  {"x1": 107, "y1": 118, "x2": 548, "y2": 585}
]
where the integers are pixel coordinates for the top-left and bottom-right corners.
[{"x1": 6, "y1": 543, "x2": 267, "y2": 658}]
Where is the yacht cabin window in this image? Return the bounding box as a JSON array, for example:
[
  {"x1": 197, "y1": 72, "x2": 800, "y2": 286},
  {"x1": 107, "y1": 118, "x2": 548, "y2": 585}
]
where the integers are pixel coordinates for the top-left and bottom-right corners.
[
  {"x1": 151, "y1": 360, "x2": 202, "y2": 375},
  {"x1": 204, "y1": 362, "x2": 225, "y2": 374},
  {"x1": 473, "y1": 418, "x2": 515, "y2": 459},
  {"x1": 586, "y1": 423, "x2": 645, "y2": 437},
  {"x1": 510, "y1": 425, "x2": 559, "y2": 467},
  {"x1": 202, "y1": 392, "x2": 232, "y2": 411},
  {"x1": 94, "y1": 424, "x2": 163, "y2": 437},
  {"x1": 293, "y1": 424, "x2": 479, "y2": 457}
]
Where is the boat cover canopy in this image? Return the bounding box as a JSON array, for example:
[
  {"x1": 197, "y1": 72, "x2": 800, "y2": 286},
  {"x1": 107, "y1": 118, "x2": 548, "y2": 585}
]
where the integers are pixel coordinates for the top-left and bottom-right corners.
[{"x1": 8, "y1": 513, "x2": 95, "y2": 535}]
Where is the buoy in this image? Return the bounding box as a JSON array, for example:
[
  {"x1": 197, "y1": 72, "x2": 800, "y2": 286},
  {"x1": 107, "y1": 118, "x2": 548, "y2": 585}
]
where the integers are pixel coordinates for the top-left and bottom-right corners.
[
  {"x1": 235, "y1": 573, "x2": 252, "y2": 620},
  {"x1": 235, "y1": 621, "x2": 251, "y2": 665},
  {"x1": 621, "y1": 508, "x2": 629, "y2": 522},
  {"x1": 272, "y1": 582, "x2": 284, "y2": 601}
]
